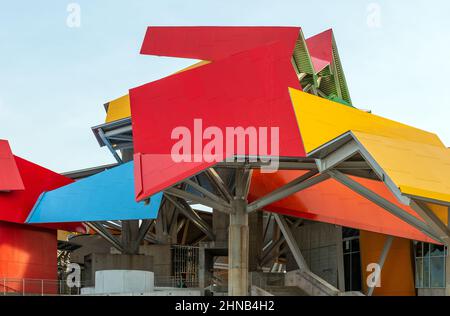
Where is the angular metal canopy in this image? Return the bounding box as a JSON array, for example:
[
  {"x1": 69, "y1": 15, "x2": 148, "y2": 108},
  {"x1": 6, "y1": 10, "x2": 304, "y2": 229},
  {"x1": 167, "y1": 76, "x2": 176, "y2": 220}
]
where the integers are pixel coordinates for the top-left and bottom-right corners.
[
  {"x1": 0, "y1": 139, "x2": 24, "y2": 191},
  {"x1": 27, "y1": 162, "x2": 163, "y2": 224}
]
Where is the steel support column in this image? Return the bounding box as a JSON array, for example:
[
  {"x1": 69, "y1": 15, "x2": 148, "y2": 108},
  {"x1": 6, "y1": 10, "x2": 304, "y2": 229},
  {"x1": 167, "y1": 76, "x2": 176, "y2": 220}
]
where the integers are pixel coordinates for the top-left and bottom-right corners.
[
  {"x1": 273, "y1": 214, "x2": 309, "y2": 271},
  {"x1": 228, "y1": 168, "x2": 250, "y2": 296}
]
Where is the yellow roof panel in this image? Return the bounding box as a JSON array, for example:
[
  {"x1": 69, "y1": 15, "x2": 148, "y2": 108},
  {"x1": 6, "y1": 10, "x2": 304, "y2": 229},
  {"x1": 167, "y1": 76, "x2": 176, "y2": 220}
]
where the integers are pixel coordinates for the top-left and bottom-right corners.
[
  {"x1": 289, "y1": 88, "x2": 444, "y2": 153},
  {"x1": 105, "y1": 94, "x2": 131, "y2": 123},
  {"x1": 353, "y1": 131, "x2": 450, "y2": 204},
  {"x1": 289, "y1": 88, "x2": 450, "y2": 204}
]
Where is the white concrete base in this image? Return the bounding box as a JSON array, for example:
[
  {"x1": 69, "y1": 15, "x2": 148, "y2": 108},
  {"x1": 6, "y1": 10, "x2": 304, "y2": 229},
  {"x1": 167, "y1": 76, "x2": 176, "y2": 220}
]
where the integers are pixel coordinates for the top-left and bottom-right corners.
[{"x1": 84, "y1": 270, "x2": 154, "y2": 295}]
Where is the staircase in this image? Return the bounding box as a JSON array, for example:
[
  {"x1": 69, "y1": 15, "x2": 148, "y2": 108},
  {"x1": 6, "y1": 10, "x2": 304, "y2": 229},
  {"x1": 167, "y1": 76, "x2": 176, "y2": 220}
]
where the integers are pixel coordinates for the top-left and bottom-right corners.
[{"x1": 265, "y1": 286, "x2": 309, "y2": 296}]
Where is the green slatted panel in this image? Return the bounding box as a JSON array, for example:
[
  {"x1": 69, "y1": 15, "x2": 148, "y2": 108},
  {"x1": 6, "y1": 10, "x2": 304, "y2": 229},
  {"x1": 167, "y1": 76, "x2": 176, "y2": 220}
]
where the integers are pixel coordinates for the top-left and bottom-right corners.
[
  {"x1": 318, "y1": 75, "x2": 338, "y2": 97},
  {"x1": 318, "y1": 65, "x2": 332, "y2": 78},
  {"x1": 293, "y1": 32, "x2": 315, "y2": 75},
  {"x1": 331, "y1": 36, "x2": 352, "y2": 105}
]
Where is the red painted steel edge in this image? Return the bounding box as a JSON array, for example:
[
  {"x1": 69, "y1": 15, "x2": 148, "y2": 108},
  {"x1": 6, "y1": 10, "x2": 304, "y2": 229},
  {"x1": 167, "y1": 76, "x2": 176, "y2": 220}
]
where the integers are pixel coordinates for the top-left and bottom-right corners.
[
  {"x1": 140, "y1": 26, "x2": 301, "y2": 61},
  {"x1": 0, "y1": 140, "x2": 24, "y2": 191}
]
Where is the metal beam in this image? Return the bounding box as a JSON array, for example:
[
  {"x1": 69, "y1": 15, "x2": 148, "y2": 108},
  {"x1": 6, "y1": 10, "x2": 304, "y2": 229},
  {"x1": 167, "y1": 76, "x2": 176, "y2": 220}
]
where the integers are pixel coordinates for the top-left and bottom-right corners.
[
  {"x1": 133, "y1": 219, "x2": 154, "y2": 250},
  {"x1": 316, "y1": 140, "x2": 359, "y2": 172},
  {"x1": 164, "y1": 194, "x2": 215, "y2": 240},
  {"x1": 215, "y1": 160, "x2": 370, "y2": 170},
  {"x1": 184, "y1": 179, "x2": 231, "y2": 206},
  {"x1": 235, "y1": 168, "x2": 252, "y2": 199},
  {"x1": 97, "y1": 128, "x2": 123, "y2": 164},
  {"x1": 205, "y1": 168, "x2": 233, "y2": 203},
  {"x1": 260, "y1": 218, "x2": 303, "y2": 266},
  {"x1": 86, "y1": 222, "x2": 124, "y2": 253},
  {"x1": 327, "y1": 170, "x2": 444, "y2": 243},
  {"x1": 259, "y1": 238, "x2": 285, "y2": 266},
  {"x1": 247, "y1": 171, "x2": 329, "y2": 213},
  {"x1": 165, "y1": 187, "x2": 231, "y2": 213},
  {"x1": 273, "y1": 214, "x2": 309, "y2": 271},
  {"x1": 410, "y1": 200, "x2": 450, "y2": 245},
  {"x1": 367, "y1": 235, "x2": 394, "y2": 296}
]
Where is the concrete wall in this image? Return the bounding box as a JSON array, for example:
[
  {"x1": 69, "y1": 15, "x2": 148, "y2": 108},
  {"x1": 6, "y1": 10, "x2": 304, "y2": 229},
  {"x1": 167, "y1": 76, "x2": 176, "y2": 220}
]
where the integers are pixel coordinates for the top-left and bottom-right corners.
[
  {"x1": 286, "y1": 222, "x2": 339, "y2": 288},
  {"x1": 70, "y1": 235, "x2": 113, "y2": 264},
  {"x1": 138, "y1": 244, "x2": 172, "y2": 280}
]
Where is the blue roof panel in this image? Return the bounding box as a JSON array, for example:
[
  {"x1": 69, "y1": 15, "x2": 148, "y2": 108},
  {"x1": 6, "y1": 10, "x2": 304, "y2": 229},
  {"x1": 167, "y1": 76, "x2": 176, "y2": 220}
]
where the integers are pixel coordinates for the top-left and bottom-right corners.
[{"x1": 27, "y1": 162, "x2": 162, "y2": 223}]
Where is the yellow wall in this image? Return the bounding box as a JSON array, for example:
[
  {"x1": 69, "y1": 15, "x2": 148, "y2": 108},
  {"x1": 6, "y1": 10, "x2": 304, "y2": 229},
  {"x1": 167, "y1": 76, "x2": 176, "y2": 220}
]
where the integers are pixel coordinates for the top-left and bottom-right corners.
[{"x1": 360, "y1": 231, "x2": 416, "y2": 296}]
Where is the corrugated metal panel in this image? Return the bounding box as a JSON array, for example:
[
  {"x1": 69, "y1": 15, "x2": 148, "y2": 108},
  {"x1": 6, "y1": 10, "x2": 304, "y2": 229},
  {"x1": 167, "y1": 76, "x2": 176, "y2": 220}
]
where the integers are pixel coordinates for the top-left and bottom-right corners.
[
  {"x1": 292, "y1": 33, "x2": 314, "y2": 75},
  {"x1": 331, "y1": 36, "x2": 352, "y2": 104}
]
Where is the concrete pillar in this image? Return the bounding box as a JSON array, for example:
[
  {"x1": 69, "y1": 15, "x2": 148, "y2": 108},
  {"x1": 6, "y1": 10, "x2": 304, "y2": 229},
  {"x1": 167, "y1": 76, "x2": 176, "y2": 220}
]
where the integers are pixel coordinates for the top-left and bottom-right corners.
[
  {"x1": 121, "y1": 220, "x2": 140, "y2": 254},
  {"x1": 199, "y1": 243, "x2": 214, "y2": 295},
  {"x1": 213, "y1": 209, "x2": 229, "y2": 246},
  {"x1": 228, "y1": 197, "x2": 249, "y2": 296},
  {"x1": 248, "y1": 211, "x2": 263, "y2": 271}
]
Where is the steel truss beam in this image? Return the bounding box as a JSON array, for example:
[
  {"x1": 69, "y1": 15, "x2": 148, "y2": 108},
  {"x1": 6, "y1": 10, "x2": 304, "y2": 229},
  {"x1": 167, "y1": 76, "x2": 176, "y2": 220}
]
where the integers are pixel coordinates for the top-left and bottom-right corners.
[
  {"x1": 164, "y1": 194, "x2": 215, "y2": 240},
  {"x1": 97, "y1": 128, "x2": 123, "y2": 164},
  {"x1": 247, "y1": 171, "x2": 329, "y2": 213},
  {"x1": 165, "y1": 187, "x2": 231, "y2": 213},
  {"x1": 215, "y1": 161, "x2": 370, "y2": 170},
  {"x1": 260, "y1": 218, "x2": 303, "y2": 266},
  {"x1": 316, "y1": 140, "x2": 360, "y2": 172},
  {"x1": 205, "y1": 168, "x2": 233, "y2": 203},
  {"x1": 410, "y1": 200, "x2": 450, "y2": 245},
  {"x1": 132, "y1": 219, "x2": 154, "y2": 251},
  {"x1": 273, "y1": 214, "x2": 309, "y2": 271},
  {"x1": 327, "y1": 170, "x2": 444, "y2": 243},
  {"x1": 184, "y1": 178, "x2": 230, "y2": 206}
]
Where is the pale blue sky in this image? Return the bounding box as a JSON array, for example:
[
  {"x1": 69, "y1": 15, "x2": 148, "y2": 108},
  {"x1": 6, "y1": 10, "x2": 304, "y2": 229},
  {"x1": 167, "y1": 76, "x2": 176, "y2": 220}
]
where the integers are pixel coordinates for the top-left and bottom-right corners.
[{"x1": 0, "y1": 0, "x2": 449, "y2": 172}]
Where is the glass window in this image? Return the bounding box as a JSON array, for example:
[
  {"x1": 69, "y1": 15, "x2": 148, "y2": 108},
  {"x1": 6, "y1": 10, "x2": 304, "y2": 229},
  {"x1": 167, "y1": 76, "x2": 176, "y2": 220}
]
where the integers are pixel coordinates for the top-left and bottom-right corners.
[
  {"x1": 342, "y1": 229, "x2": 361, "y2": 292},
  {"x1": 430, "y1": 257, "x2": 445, "y2": 288},
  {"x1": 414, "y1": 242, "x2": 446, "y2": 289}
]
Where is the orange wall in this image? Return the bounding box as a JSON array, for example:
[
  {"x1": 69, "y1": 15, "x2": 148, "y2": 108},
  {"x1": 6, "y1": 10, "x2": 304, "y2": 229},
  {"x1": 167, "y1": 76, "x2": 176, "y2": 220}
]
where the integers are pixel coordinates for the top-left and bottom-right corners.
[{"x1": 360, "y1": 231, "x2": 416, "y2": 296}]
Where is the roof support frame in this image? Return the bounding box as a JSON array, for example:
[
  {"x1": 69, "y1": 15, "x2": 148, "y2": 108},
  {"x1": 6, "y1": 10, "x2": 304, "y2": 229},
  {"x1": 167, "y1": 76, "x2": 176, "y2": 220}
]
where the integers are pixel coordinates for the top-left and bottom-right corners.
[
  {"x1": 273, "y1": 214, "x2": 309, "y2": 271},
  {"x1": 165, "y1": 187, "x2": 231, "y2": 213},
  {"x1": 184, "y1": 178, "x2": 230, "y2": 206},
  {"x1": 316, "y1": 139, "x2": 360, "y2": 172},
  {"x1": 410, "y1": 200, "x2": 450, "y2": 244},
  {"x1": 247, "y1": 170, "x2": 328, "y2": 213},
  {"x1": 86, "y1": 221, "x2": 124, "y2": 253},
  {"x1": 164, "y1": 194, "x2": 215, "y2": 240},
  {"x1": 97, "y1": 128, "x2": 123, "y2": 164},
  {"x1": 327, "y1": 169, "x2": 444, "y2": 244},
  {"x1": 205, "y1": 168, "x2": 234, "y2": 203}
]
